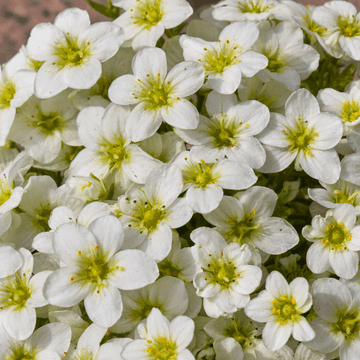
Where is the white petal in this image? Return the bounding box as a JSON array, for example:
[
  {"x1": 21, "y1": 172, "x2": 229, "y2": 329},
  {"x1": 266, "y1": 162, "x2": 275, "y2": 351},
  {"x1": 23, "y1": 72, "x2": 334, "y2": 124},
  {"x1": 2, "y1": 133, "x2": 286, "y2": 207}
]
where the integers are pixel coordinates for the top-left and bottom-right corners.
[
  {"x1": 292, "y1": 316, "x2": 315, "y2": 342},
  {"x1": 238, "y1": 51, "x2": 268, "y2": 77},
  {"x1": 3, "y1": 306, "x2": 36, "y2": 340},
  {"x1": 266, "y1": 271, "x2": 290, "y2": 298},
  {"x1": 77, "y1": 323, "x2": 108, "y2": 355},
  {"x1": 132, "y1": 23, "x2": 165, "y2": 51},
  {"x1": 208, "y1": 64, "x2": 242, "y2": 94},
  {"x1": 34, "y1": 60, "x2": 68, "y2": 99},
  {"x1": 63, "y1": 57, "x2": 102, "y2": 89},
  {"x1": 79, "y1": 22, "x2": 124, "y2": 62},
  {"x1": 169, "y1": 316, "x2": 194, "y2": 351},
  {"x1": 0, "y1": 107, "x2": 16, "y2": 146},
  {"x1": 205, "y1": 90, "x2": 237, "y2": 116},
  {"x1": 132, "y1": 47, "x2": 167, "y2": 80},
  {"x1": 27, "y1": 270, "x2": 51, "y2": 308},
  {"x1": 109, "y1": 249, "x2": 159, "y2": 289},
  {"x1": 186, "y1": 184, "x2": 223, "y2": 214},
  {"x1": 0, "y1": 245, "x2": 23, "y2": 277},
  {"x1": 262, "y1": 320, "x2": 292, "y2": 351},
  {"x1": 340, "y1": 36, "x2": 360, "y2": 61},
  {"x1": 244, "y1": 291, "x2": 275, "y2": 322},
  {"x1": 161, "y1": 99, "x2": 199, "y2": 129},
  {"x1": 165, "y1": 198, "x2": 193, "y2": 228},
  {"x1": 329, "y1": 248, "x2": 358, "y2": 279},
  {"x1": 84, "y1": 286, "x2": 123, "y2": 327},
  {"x1": 306, "y1": 241, "x2": 331, "y2": 274},
  {"x1": 147, "y1": 307, "x2": 170, "y2": 340},
  {"x1": 43, "y1": 266, "x2": 91, "y2": 307},
  {"x1": 258, "y1": 145, "x2": 297, "y2": 173},
  {"x1": 54, "y1": 8, "x2": 90, "y2": 36},
  {"x1": 289, "y1": 277, "x2": 310, "y2": 309},
  {"x1": 108, "y1": 74, "x2": 139, "y2": 105}
]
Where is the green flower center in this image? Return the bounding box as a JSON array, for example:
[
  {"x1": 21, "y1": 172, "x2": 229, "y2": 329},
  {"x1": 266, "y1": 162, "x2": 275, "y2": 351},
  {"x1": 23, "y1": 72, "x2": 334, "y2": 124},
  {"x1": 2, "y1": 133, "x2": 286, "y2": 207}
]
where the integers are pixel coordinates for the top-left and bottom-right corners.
[
  {"x1": 183, "y1": 161, "x2": 218, "y2": 189},
  {"x1": 77, "y1": 248, "x2": 112, "y2": 285},
  {"x1": 32, "y1": 205, "x2": 52, "y2": 232},
  {"x1": 306, "y1": 18, "x2": 328, "y2": 36},
  {"x1": 0, "y1": 176, "x2": 12, "y2": 206},
  {"x1": 238, "y1": 0, "x2": 272, "y2": 14},
  {"x1": 210, "y1": 115, "x2": 238, "y2": 148},
  {"x1": 146, "y1": 336, "x2": 177, "y2": 360},
  {"x1": 6, "y1": 344, "x2": 36, "y2": 360},
  {"x1": 334, "y1": 310, "x2": 360, "y2": 340},
  {"x1": 0, "y1": 273, "x2": 31, "y2": 310},
  {"x1": 100, "y1": 139, "x2": 128, "y2": 171},
  {"x1": 53, "y1": 36, "x2": 91, "y2": 68},
  {"x1": 204, "y1": 255, "x2": 240, "y2": 289},
  {"x1": 227, "y1": 215, "x2": 261, "y2": 246},
  {"x1": 271, "y1": 296, "x2": 299, "y2": 324},
  {"x1": 333, "y1": 189, "x2": 360, "y2": 206},
  {"x1": 338, "y1": 16, "x2": 360, "y2": 37},
  {"x1": 203, "y1": 43, "x2": 241, "y2": 74},
  {"x1": 158, "y1": 259, "x2": 181, "y2": 278},
  {"x1": 267, "y1": 54, "x2": 283, "y2": 72},
  {"x1": 322, "y1": 221, "x2": 351, "y2": 250},
  {"x1": 224, "y1": 322, "x2": 255, "y2": 349},
  {"x1": 136, "y1": 76, "x2": 170, "y2": 111},
  {"x1": 0, "y1": 81, "x2": 15, "y2": 108},
  {"x1": 142, "y1": 208, "x2": 163, "y2": 230},
  {"x1": 342, "y1": 101, "x2": 360, "y2": 122},
  {"x1": 133, "y1": 0, "x2": 163, "y2": 29},
  {"x1": 284, "y1": 120, "x2": 315, "y2": 153},
  {"x1": 27, "y1": 57, "x2": 45, "y2": 72},
  {"x1": 35, "y1": 111, "x2": 63, "y2": 134}
]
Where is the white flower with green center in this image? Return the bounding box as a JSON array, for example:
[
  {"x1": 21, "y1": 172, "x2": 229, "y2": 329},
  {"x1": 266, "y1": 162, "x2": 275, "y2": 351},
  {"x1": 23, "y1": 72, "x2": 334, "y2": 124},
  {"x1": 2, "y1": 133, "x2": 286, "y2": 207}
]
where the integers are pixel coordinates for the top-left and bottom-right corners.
[
  {"x1": 121, "y1": 307, "x2": 195, "y2": 360},
  {"x1": 118, "y1": 164, "x2": 193, "y2": 262},
  {"x1": 0, "y1": 53, "x2": 36, "y2": 146},
  {"x1": 203, "y1": 309, "x2": 262, "y2": 359},
  {"x1": 258, "y1": 88, "x2": 343, "y2": 184},
  {"x1": 174, "y1": 90, "x2": 269, "y2": 169},
  {"x1": 0, "y1": 322, "x2": 71, "y2": 360},
  {"x1": 305, "y1": 278, "x2": 360, "y2": 360},
  {"x1": 16, "y1": 175, "x2": 84, "y2": 247},
  {"x1": 252, "y1": 21, "x2": 320, "y2": 91},
  {"x1": 113, "y1": 0, "x2": 193, "y2": 51},
  {"x1": 69, "y1": 47, "x2": 135, "y2": 111},
  {"x1": 172, "y1": 151, "x2": 257, "y2": 214},
  {"x1": 63, "y1": 322, "x2": 131, "y2": 360},
  {"x1": 318, "y1": 83, "x2": 360, "y2": 152},
  {"x1": 26, "y1": 7, "x2": 124, "y2": 99},
  {"x1": 180, "y1": 21, "x2": 268, "y2": 94},
  {"x1": 312, "y1": 1, "x2": 360, "y2": 60},
  {"x1": 191, "y1": 227, "x2": 262, "y2": 318},
  {"x1": 245, "y1": 271, "x2": 315, "y2": 351},
  {"x1": 212, "y1": 0, "x2": 285, "y2": 22},
  {"x1": 108, "y1": 47, "x2": 205, "y2": 142},
  {"x1": 110, "y1": 276, "x2": 189, "y2": 334},
  {"x1": 43, "y1": 215, "x2": 159, "y2": 327},
  {"x1": 302, "y1": 203, "x2": 360, "y2": 279},
  {"x1": 0, "y1": 248, "x2": 51, "y2": 340},
  {"x1": 68, "y1": 104, "x2": 162, "y2": 187},
  {"x1": 308, "y1": 178, "x2": 360, "y2": 215},
  {"x1": 203, "y1": 186, "x2": 299, "y2": 266},
  {"x1": 9, "y1": 91, "x2": 81, "y2": 164}
]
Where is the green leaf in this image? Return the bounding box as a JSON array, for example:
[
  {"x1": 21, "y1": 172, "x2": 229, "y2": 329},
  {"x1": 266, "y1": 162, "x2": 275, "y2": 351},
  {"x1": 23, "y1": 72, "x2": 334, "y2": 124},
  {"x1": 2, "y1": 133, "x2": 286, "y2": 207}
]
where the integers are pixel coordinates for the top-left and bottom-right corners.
[
  {"x1": 85, "y1": 0, "x2": 120, "y2": 19},
  {"x1": 164, "y1": 22, "x2": 188, "y2": 38}
]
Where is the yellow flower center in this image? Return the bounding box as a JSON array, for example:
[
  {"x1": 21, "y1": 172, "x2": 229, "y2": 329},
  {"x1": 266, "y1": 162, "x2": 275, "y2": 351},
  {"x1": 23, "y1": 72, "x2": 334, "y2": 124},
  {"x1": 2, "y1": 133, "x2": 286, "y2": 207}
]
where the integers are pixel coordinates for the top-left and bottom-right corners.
[
  {"x1": 131, "y1": 0, "x2": 163, "y2": 29},
  {"x1": 146, "y1": 336, "x2": 177, "y2": 360},
  {"x1": 183, "y1": 160, "x2": 219, "y2": 189},
  {"x1": 342, "y1": 101, "x2": 360, "y2": 122},
  {"x1": 272, "y1": 296, "x2": 299, "y2": 324},
  {"x1": 0, "y1": 81, "x2": 15, "y2": 109},
  {"x1": 338, "y1": 15, "x2": 360, "y2": 37},
  {"x1": 0, "y1": 176, "x2": 12, "y2": 206},
  {"x1": 238, "y1": 0, "x2": 273, "y2": 14},
  {"x1": 0, "y1": 272, "x2": 31, "y2": 310}
]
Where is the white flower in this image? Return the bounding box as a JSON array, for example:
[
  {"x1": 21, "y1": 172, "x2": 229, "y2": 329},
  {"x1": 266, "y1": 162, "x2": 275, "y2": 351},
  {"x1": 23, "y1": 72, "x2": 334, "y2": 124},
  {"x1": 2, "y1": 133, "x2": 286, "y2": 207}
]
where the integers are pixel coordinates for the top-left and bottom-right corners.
[
  {"x1": 191, "y1": 227, "x2": 262, "y2": 318},
  {"x1": 26, "y1": 7, "x2": 124, "y2": 98},
  {"x1": 108, "y1": 47, "x2": 205, "y2": 142},
  {"x1": 174, "y1": 90, "x2": 269, "y2": 169},
  {"x1": 245, "y1": 271, "x2": 315, "y2": 351},
  {"x1": 180, "y1": 21, "x2": 268, "y2": 94},
  {"x1": 172, "y1": 151, "x2": 257, "y2": 214},
  {"x1": 302, "y1": 203, "x2": 360, "y2": 279},
  {"x1": 308, "y1": 178, "x2": 360, "y2": 215},
  {"x1": 0, "y1": 244, "x2": 23, "y2": 278},
  {"x1": 0, "y1": 248, "x2": 51, "y2": 340},
  {"x1": 110, "y1": 276, "x2": 189, "y2": 334},
  {"x1": 305, "y1": 278, "x2": 360, "y2": 360},
  {"x1": 312, "y1": 0, "x2": 360, "y2": 60},
  {"x1": 318, "y1": 84, "x2": 360, "y2": 152},
  {"x1": 118, "y1": 164, "x2": 193, "y2": 262},
  {"x1": 121, "y1": 307, "x2": 195, "y2": 360},
  {"x1": 9, "y1": 90, "x2": 81, "y2": 164},
  {"x1": 211, "y1": 0, "x2": 287, "y2": 23},
  {"x1": 68, "y1": 104, "x2": 162, "y2": 185},
  {"x1": 43, "y1": 215, "x2": 159, "y2": 327},
  {"x1": 113, "y1": 0, "x2": 193, "y2": 51},
  {"x1": 252, "y1": 22, "x2": 320, "y2": 91},
  {"x1": 0, "y1": 55, "x2": 36, "y2": 146},
  {"x1": 203, "y1": 186, "x2": 299, "y2": 266},
  {"x1": 258, "y1": 88, "x2": 343, "y2": 184},
  {"x1": 63, "y1": 322, "x2": 131, "y2": 360},
  {"x1": 0, "y1": 322, "x2": 71, "y2": 360}
]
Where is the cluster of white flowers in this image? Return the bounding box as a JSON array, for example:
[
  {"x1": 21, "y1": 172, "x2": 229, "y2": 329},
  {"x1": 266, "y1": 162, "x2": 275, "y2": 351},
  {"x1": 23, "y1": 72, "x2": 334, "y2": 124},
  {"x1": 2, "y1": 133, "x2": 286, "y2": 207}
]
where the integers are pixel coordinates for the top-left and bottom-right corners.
[{"x1": 2, "y1": 0, "x2": 360, "y2": 359}]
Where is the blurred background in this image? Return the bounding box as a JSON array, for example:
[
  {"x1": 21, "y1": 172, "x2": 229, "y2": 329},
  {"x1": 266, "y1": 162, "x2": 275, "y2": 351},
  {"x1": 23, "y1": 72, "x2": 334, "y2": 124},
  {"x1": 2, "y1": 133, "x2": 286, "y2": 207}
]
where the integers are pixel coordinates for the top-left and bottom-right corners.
[{"x1": 1, "y1": 0, "x2": 360, "y2": 64}]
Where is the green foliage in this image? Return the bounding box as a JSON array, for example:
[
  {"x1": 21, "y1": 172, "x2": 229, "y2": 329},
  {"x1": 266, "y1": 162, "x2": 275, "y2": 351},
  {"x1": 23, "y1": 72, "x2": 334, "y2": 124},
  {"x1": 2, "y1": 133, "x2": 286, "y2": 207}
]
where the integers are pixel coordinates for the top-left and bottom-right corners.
[{"x1": 85, "y1": 0, "x2": 120, "y2": 19}]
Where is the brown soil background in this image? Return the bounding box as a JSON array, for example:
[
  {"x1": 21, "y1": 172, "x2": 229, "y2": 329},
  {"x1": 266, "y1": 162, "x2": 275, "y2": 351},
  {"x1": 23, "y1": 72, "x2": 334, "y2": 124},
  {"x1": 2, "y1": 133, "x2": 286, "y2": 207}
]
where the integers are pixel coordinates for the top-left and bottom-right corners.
[{"x1": 0, "y1": 0, "x2": 360, "y2": 65}]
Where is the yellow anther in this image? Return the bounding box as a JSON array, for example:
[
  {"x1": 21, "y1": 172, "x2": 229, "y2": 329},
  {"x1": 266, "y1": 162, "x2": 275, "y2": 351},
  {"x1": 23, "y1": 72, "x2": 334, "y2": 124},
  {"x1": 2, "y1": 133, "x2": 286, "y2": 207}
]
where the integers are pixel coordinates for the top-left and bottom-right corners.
[
  {"x1": 147, "y1": 340, "x2": 152, "y2": 344},
  {"x1": 81, "y1": 182, "x2": 92, "y2": 191},
  {"x1": 253, "y1": 210, "x2": 257, "y2": 215},
  {"x1": 280, "y1": 296, "x2": 287, "y2": 301},
  {"x1": 279, "y1": 321, "x2": 283, "y2": 325},
  {"x1": 94, "y1": 246, "x2": 99, "y2": 250},
  {"x1": 78, "y1": 251, "x2": 82, "y2": 256}
]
